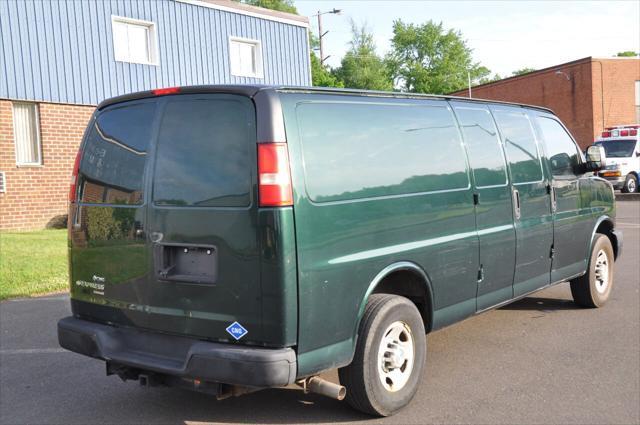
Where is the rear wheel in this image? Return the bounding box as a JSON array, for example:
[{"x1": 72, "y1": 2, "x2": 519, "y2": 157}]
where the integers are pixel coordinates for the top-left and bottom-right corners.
[
  {"x1": 621, "y1": 174, "x2": 638, "y2": 193},
  {"x1": 570, "y1": 233, "x2": 614, "y2": 308},
  {"x1": 338, "y1": 294, "x2": 426, "y2": 417}
]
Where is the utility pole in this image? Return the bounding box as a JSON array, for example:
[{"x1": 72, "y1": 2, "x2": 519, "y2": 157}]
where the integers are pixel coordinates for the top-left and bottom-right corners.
[
  {"x1": 313, "y1": 8, "x2": 341, "y2": 66},
  {"x1": 317, "y1": 11, "x2": 325, "y2": 66}
]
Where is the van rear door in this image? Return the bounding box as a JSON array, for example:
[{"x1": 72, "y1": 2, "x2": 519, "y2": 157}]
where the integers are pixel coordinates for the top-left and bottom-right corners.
[{"x1": 70, "y1": 93, "x2": 263, "y2": 344}]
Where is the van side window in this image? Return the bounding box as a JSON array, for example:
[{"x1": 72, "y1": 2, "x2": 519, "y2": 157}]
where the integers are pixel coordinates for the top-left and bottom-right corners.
[
  {"x1": 297, "y1": 102, "x2": 469, "y2": 202},
  {"x1": 537, "y1": 117, "x2": 581, "y2": 177},
  {"x1": 453, "y1": 106, "x2": 507, "y2": 187},
  {"x1": 492, "y1": 110, "x2": 543, "y2": 184},
  {"x1": 153, "y1": 97, "x2": 253, "y2": 207},
  {"x1": 79, "y1": 102, "x2": 156, "y2": 204}
]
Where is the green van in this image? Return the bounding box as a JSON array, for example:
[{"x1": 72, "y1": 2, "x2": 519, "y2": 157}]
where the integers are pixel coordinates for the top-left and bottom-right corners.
[{"x1": 58, "y1": 86, "x2": 622, "y2": 416}]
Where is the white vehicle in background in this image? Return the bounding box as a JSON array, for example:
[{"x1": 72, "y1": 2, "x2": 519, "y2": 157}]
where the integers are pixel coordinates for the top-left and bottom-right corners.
[{"x1": 595, "y1": 125, "x2": 640, "y2": 193}]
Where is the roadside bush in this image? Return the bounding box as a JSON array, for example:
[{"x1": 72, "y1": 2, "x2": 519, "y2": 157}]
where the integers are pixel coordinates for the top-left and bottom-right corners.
[{"x1": 86, "y1": 207, "x2": 124, "y2": 241}]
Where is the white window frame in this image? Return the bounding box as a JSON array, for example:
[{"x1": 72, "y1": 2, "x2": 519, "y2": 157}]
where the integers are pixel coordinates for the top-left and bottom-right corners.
[
  {"x1": 12, "y1": 102, "x2": 42, "y2": 166},
  {"x1": 111, "y1": 15, "x2": 159, "y2": 66},
  {"x1": 229, "y1": 36, "x2": 264, "y2": 79}
]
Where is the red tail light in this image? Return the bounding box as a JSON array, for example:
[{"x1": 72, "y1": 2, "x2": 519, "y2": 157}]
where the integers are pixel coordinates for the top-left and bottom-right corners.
[
  {"x1": 153, "y1": 87, "x2": 180, "y2": 96},
  {"x1": 601, "y1": 131, "x2": 611, "y2": 138},
  {"x1": 69, "y1": 149, "x2": 83, "y2": 202},
  {"x1": 258, "y1": 143, "x2": 293, "y2": 207}
]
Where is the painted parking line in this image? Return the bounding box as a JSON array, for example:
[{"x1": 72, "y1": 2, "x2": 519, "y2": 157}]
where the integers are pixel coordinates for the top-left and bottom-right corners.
[{"x1": 0, "y1": 348, "x2": 67, "y2": 355}]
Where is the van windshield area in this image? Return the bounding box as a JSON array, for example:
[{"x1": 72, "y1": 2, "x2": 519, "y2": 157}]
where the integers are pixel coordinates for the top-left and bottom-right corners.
[{"x1": 595, "y1": 139, "x2": 637, "y2": 158}]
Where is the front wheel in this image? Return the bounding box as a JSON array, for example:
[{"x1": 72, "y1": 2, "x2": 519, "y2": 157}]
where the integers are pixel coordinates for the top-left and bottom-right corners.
[
  {"x1": 570, "y1": 233, "x2": 614, "y2": 308},
  {"x1": 338, "y1": 294, "x2": 426, "y2": 416},
  {"x1": 621, "y1": 174, "x2": 638, "y2": 193}
]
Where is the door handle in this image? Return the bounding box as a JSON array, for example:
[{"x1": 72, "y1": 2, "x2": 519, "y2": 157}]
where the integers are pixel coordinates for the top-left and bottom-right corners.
[
  {"x1": 512, "y1": 188, "x2": 521, "y2": 220},
  {"x1": 551, "y1": 185, "x2": 557, "y2": 213}
]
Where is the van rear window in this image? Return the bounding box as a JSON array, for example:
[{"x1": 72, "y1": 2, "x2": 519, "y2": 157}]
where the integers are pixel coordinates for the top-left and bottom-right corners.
[
  {"x1": 152, "y1": 96, "x2": 254, "y2": 207},
  {"x1": 79, "y1": 101, "x2": 156, "y2": 204},
  {"x1": 296, "y1": 102, "x2": 469, "y2": 203}
]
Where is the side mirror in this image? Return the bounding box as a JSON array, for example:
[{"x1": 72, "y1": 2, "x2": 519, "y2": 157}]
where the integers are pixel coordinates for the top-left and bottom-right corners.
[{"x1": 585, "y1": 145, "x2": 607, "y2": 172}]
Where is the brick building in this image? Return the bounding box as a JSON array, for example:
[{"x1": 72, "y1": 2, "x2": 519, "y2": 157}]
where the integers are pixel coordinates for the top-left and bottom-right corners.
[
  {"x1": 0, "y1": 0, "x2": 310, "y2": 230},
  {"x1": 451, "y1": 57, "x2": 640, "y2": 149}
]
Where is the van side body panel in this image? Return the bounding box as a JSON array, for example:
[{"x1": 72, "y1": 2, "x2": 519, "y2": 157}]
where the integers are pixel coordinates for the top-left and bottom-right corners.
[
  {"x1": 530, "y1": 110, "x2": 599, "y2": 282},
  {"x1": 280, "y1": 93, "x2": 479, "y2": 376},
  {"x1": 490, "y1": 105, "x2": 554, "y2": 298},
  {"x1": 449, "y1": 101, "x2": 517, "y2": 312}
]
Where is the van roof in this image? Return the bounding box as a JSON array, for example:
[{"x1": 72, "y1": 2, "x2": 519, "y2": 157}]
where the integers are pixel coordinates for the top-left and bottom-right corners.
[{"x1": 97, "y1": 85, "x2": 555, "y2": 114}]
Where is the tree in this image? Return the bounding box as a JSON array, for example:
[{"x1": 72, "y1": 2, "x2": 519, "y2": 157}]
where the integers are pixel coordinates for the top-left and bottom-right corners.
[
  {"x1": 238, "y1": 0, "x2": 297, "y2": 14},
  {"x1": 478, "y1": 73, "x2": 503, "y2": 85},
  {"x1": 333, "y1": 21, "x2": 393, "y2": 91},
  {"x1": 386, "y1": 20, "x2": 490, "y2": 94},
  {"x1": 310, "y1": 53, "x2": 344, "y2": 87},
  {"x1": 512, "y1": 67, "x2": 536, "y2": 76},
  {"x1": 616, "y1": 51, "x2": 639, "y2": 57}
]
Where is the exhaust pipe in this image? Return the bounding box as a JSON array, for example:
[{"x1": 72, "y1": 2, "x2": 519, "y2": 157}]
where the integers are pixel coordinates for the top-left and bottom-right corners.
[{"x1": 298, "y1": 376, "x2": 346, "y2": 400}]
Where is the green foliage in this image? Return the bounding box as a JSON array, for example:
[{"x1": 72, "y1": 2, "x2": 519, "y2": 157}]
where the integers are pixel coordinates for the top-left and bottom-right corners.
[
  {"x1": 512, "y1": 67, "x2": 536, "y2": 76},
  {"x1": 238, "y1": 0, "x2": 297, "y2": 14},
  {"x1": 86, "y1": 207, "x2": 125, "y2": 241},
  {"x1": 72, "y1": 244, "x2": 147, "y2": 285},
  {"x1": 478, "y1": 73, "x2": 503, "y2": 85},
  {"x1": 0, "y1": 230, "x2": 68, "y2": 299},
  {"x1": 333, "y1": 20, "x2": 393, "y2": 91},
  {"x1": 311, "y1": 52, "x2": 344, "y2": 87},
  {"x1": 386, "y1": 20, "x2": 490, "y2": 94},
  {"x1": 616, "y1": 51, "x2": 639, "y2": 57}
]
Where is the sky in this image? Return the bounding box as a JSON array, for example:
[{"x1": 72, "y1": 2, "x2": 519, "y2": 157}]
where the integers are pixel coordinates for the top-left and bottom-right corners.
[{"x1": 295, "y1": 0, "x2": 640, "y2": 78}]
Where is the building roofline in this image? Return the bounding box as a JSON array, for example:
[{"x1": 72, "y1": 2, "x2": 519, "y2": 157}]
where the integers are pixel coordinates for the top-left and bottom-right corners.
[
  {"x1": 177, "y1": 0, "x2": 309, "y2": 27},
  {"x1": 97, "y1": 85, "x2": 554, "y2": 114},
  {"x1": 451, "y1": 57, "x2": 595, "y2": 95},
  {"x1": 452, "y1": 55, "x2": 640, "y2": 95}
]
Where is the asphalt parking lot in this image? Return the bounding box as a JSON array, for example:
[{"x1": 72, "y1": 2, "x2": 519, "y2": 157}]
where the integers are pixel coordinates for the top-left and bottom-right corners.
[{"x1": 1, "y1": 202, "x2": 638, "y2": 425}]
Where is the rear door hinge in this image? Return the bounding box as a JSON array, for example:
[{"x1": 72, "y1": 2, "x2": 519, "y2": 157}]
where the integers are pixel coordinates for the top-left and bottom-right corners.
[
  {"x1": 550, "y1": 244, "x2": 555, "y2": 259},
  {"x1": 473, "y1": 193, "x2": 479, "y2": 205}
]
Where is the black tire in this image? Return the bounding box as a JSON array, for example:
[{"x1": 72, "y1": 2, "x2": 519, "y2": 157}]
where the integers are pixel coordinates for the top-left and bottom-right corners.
[
  {"x1": 621, "y1": 174, "x2": 638, "y2": 193},
  {"x1": 338, "y1": 294, "x2": 426, "y2": 417},
  {"x1": 570, "y1": 233, "x2": 614, "y2": 308}
]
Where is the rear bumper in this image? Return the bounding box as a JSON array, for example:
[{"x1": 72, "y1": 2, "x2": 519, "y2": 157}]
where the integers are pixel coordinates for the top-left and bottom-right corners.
[
  {"x1": 599, "y1": 175, "x2": 625, "y2": 189},
  {"x1": 58, "y1": 316, "x2": 297, "y2": 388}
]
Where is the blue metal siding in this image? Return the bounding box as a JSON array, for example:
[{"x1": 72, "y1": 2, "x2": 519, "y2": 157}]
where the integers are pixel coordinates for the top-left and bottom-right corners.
[{"x1": 0, "y1": 0, "x2": 311, "y2": 105}]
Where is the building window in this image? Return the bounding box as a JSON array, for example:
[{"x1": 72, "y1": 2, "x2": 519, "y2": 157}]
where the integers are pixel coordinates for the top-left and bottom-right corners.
[
  {"x1": 635, "y1": 81, "x2": 640, "y2": 123},
  {"x1": 111, "y1": 16, "x2": 158, "y2": 65},
  {"x1": 229, "y1": 37, "x2": 263, "y2": 78},
  {"x1": 12, "y1": 102, "x2": 42, "y2": 166}
]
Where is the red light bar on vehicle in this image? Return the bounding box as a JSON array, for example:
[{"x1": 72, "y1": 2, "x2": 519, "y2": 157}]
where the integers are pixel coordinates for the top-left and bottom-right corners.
[
  {"x1": 601, "y1": 131, "x2": 611, "y2": 138},
  {"x1": 152, "y1": 87, "x2": 181, "y2": 96},
  {"x1": 258, "y1": 143, "x2": 293, "y2": 207}
]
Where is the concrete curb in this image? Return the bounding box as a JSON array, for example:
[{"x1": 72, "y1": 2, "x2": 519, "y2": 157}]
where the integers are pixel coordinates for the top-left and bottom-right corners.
[{"x1": 615, "y1": 193, "x2": 640, "y2": 201}]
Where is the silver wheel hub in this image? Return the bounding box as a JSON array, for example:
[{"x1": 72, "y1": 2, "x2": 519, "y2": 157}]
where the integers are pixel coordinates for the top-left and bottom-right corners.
[
  {"x1": 377, "y1": 321, "x2": 414, "y2": 392},
  {"x1": 594, "y1": 249, "x2": 609, "y2": 294}
]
